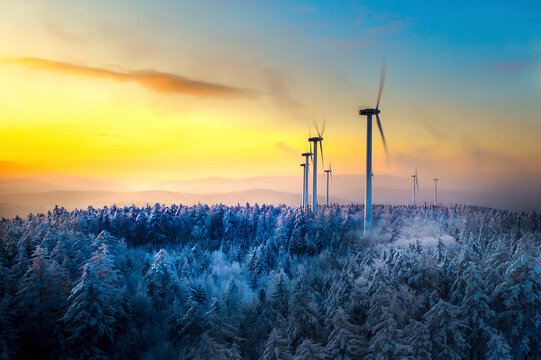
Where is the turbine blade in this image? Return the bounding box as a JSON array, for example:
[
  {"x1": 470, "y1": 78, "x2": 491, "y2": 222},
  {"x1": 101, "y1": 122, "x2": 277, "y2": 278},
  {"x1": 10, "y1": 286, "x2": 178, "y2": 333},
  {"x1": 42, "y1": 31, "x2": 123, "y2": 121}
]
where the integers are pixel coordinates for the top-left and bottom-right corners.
[
  {"x1": 321, "y1": 118, "x2": 326, "y2": 137},
  {"x1": 313, "y1": 119, "x2": 321, "y2": 137},
  {"x1": 375, "y1": 113, "x2": 389, "y2": 164},
  {"x1": 376, "y1": 58, "x2": 387, "y2": 109}
]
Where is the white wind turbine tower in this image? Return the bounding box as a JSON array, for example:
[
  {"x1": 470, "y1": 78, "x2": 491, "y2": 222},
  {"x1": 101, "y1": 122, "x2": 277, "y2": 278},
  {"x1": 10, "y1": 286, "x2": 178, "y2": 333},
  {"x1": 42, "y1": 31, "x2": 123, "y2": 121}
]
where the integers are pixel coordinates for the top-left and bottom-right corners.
[
  {"x1": 324, "y1": 161, "x2": 332, "y2": 206},
  {"x1": 412, "y1": 168, "x2": 420, "y2": 206},
  {"x1": 300, "y1": 163, "x2": 306, "y2": 207},
  {"x1": 301, "y1": 151, "x2": 312, "y2": 208},
  {"x1": 433, "y1": 178, "x2": 439, "y2": 205},
  {"x1": 359, "y1": 61, "x2": 389, "y2": 235},
  {"x1": 308, "y1": 121, "x2": 325, "y2": 213}
]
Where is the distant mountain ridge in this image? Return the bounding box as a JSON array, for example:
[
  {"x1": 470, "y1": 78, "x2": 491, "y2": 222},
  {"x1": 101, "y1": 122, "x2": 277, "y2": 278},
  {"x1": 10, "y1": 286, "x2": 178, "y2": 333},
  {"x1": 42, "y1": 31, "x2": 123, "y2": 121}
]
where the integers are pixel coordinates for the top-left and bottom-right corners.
[
  {"x1": 0, "y1": 174, "x2": 539, "y2": 218},
  {"x1": 0, "y1": 189, "x2": 350, "y2": 218}
]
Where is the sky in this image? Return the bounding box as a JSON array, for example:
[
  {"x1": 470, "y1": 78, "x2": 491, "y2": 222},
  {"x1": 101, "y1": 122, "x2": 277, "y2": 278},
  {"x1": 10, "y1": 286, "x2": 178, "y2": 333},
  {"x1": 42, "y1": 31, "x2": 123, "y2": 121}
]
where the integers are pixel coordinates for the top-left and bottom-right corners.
[{"x1": 0, "y1": 0, "x2": 540, "y2": 200}]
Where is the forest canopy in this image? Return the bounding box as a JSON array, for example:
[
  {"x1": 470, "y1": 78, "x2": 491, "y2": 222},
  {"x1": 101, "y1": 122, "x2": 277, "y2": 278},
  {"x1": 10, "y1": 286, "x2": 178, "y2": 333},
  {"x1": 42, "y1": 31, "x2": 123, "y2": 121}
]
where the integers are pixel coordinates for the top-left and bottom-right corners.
[{"x1": 0, "y1": 203, "x2": 540, "y2": 359}]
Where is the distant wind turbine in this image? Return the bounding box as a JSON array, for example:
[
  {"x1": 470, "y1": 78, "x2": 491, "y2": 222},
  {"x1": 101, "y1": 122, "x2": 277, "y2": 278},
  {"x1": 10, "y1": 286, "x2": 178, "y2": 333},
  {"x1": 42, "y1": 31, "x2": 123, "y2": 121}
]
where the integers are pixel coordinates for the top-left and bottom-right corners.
[
  {"x1": 412, "y1": 168, "x2": 420, "y2": 206},
  {"x1": 309, "y1": 120, "x2": 325, "y2": 213},
  {"x1": 359, "y1": 60, "x2": 389, "y2": 235},
  {"x1": 433, "y1": 178, "x2": 439, "y2": 205},
  {"x1": 324, "y1": 161, "x2": 332, "y2": 206},
  {"x1": 301, "y1": 152, "x2": 312, "y2": 208},
  {"x1": 300, "y1": 163, "x2": 306, "y2": 207}
]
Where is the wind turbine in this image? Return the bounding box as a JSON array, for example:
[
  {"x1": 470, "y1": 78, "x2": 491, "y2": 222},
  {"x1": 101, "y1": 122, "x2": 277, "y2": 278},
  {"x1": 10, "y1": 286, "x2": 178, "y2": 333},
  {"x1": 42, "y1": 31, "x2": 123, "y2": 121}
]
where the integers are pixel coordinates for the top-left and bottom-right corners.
[
  {"x1": 359, "y1": 60, "x2": 389, "y2": 235},
  {"x1": 300, "y1": 163, "x2": 306, "y2": 207},
  {"x1": 433, "y1": 178, "x2": 439, "y2": 205},
  {"x1": 412, "y1": 168, "x2": 420, "y2": 206},
  {"x1": 324, "y1": 161, "x2": 332, "y2": 206},
  {"x1": 308, "y1": 121, "x2": 325, "y2": 213},
  {"x1": 301, "y1": 152, "x2": 312, "y2": 208}
]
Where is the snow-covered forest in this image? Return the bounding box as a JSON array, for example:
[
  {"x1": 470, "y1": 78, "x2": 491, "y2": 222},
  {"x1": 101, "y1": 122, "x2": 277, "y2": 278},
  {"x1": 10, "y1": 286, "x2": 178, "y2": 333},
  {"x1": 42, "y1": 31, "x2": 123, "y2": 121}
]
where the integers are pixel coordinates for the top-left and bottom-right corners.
[{"x1": 0, "y1": 203, "x2": 540, "y2": 359}]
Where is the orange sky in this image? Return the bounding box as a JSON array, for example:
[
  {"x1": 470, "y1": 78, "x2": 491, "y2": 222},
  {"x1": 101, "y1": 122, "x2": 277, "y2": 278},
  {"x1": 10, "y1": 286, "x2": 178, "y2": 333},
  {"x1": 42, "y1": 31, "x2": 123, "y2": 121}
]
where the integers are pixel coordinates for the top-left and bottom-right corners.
[{"x1": 0, "y1": 1, "x2": 540, "y2": 195}]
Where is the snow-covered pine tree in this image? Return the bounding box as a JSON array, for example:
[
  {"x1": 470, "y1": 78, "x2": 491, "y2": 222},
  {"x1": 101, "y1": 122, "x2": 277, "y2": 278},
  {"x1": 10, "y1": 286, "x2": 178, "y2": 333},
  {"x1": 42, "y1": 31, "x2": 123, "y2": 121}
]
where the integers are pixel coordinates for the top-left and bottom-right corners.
[
  {"x1": 287, "y1": 280, "x2": 321, "y2": 351},
  {"x1": 289, "y1": 208, "x2": 312, "y2": 255},
  {"x1": 364, "y1": 277, "x2": 409, "y2": 360},
  {"x1": 492, "y1": 235, "x2": 541, "y2": 358},
  {"x1": 14, "y1": 245, "x2": 70, "y2": 358},
  {"x1": 404, "y1": 320, "x2": 432, "y2": 359},
  {"x1": 485, "y1": 331, "x2": 512, "y2": 360},
  {"x1": 459, "y1": 261, "x2": 495, "y2": 359},
  {"x1": 271, "y1": 269, "x2": 290, "y2": 327},
  {"x1": 261, "y1": 328, "x2": 293, "y2": 360},
  {"x1": 423, "y1": 299, "x2": 467, "y2": 360},
  {"x1": 293, "y1": 338, "x2": 326, "y2": 360},
  {"x1": 63, "y1": 243, "x2": 125, "y2": 359},
  {"x1": 325, "y1": 307, "x2": 365, "y2": 360},
  {"x1": 144, "y1": 249, "x2": 178, "y2": 311}
]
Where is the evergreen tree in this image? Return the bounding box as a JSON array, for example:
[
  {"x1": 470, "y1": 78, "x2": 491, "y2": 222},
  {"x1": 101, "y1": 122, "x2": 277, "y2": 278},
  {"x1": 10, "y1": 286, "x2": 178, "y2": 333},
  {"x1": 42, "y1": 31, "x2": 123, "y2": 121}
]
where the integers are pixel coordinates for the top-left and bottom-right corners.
[
  {"x1": 365, "y1": 277, "x2": 410, "y2": 359},
  {"x1": 485, "y1": 331, "x2": 512, "y2": 360},
  {"x1": 404, "y1": 320, "x2": 432, "y2": 359},
  {"x1": 63, "y1": 243, "x2": 125, "y2": 359},
  {"x1": 325, "y1": 307, "x2": 365, "y2": 360},
  {"x1": 459, "y1": 262, "x2": 494, "y2": 359},
  {"x1": 14, "y1": 245, "x2": 70, "y2": 359},
  {"x1": 271, "y1": 269, "x2": 289, "y2": 327},
  {"x1": 0, "y1": 297, "x2": 17, "y2": 360},
  {"x1": 261, "y1": 328, "x2": 293, "y2": 360},
  {"x1": 289, "y1": 209, "x2": 315, "y2": 255},
  {"x1": 287, "y1": 281, "x2": 321, "y2": 350},
  {"x1": 293, "y1": 338, "x2": 326, "y2": 360},
  {"x1": 492, "y1": 241, "x2": 541, "y2": 358},
  {"x1": 144, "y1": 249, "x2": 178, "y2": 310},
  {"x1": 423, "y1": 300, "x2": 467, "y2": 360}
]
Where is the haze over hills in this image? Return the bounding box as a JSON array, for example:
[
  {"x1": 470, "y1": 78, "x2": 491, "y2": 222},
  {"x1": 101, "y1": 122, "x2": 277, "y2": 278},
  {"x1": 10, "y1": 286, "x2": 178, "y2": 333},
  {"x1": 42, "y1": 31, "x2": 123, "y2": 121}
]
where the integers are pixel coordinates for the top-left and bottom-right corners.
[
  {"x1": 0, "y1": 177, "x2": 128, "y2": 194},
  {"x1": 155, "y1": 174, "x2": 410, "y2": 194},
  {"x1": 0, "y1": 189, "x2": 345, "y2": 218},
  {"x1": 1, "y1": 173, "x2": 540, "y2": 218}
]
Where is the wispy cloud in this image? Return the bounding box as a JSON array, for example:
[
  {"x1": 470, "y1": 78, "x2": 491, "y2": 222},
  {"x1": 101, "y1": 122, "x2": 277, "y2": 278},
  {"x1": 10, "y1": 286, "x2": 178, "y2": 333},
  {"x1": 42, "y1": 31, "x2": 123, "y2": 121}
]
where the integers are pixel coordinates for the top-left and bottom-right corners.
[
  {"x1": 260, "y1": 68, "x2": 302, "y2": 109},
  {"x1": 1, "y1": 57, "x2": 254, "y2": 98},
  {"x1": 274, "y1": 141, "x2": 298, "y2": 157}
]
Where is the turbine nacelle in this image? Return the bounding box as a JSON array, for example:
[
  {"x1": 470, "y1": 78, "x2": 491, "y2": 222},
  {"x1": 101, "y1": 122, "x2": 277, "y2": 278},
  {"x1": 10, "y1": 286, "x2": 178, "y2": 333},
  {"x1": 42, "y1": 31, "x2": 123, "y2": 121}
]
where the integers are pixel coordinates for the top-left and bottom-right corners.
[
  {"x1": 359, "y1": 108, "x2": 381, "y2": 116},
  {"x1": 308, "y1": 136, "x2": 323, "y2": 142},
  {"x1": 302, "y1": 152, "x2": 312, "y2": 157}
]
